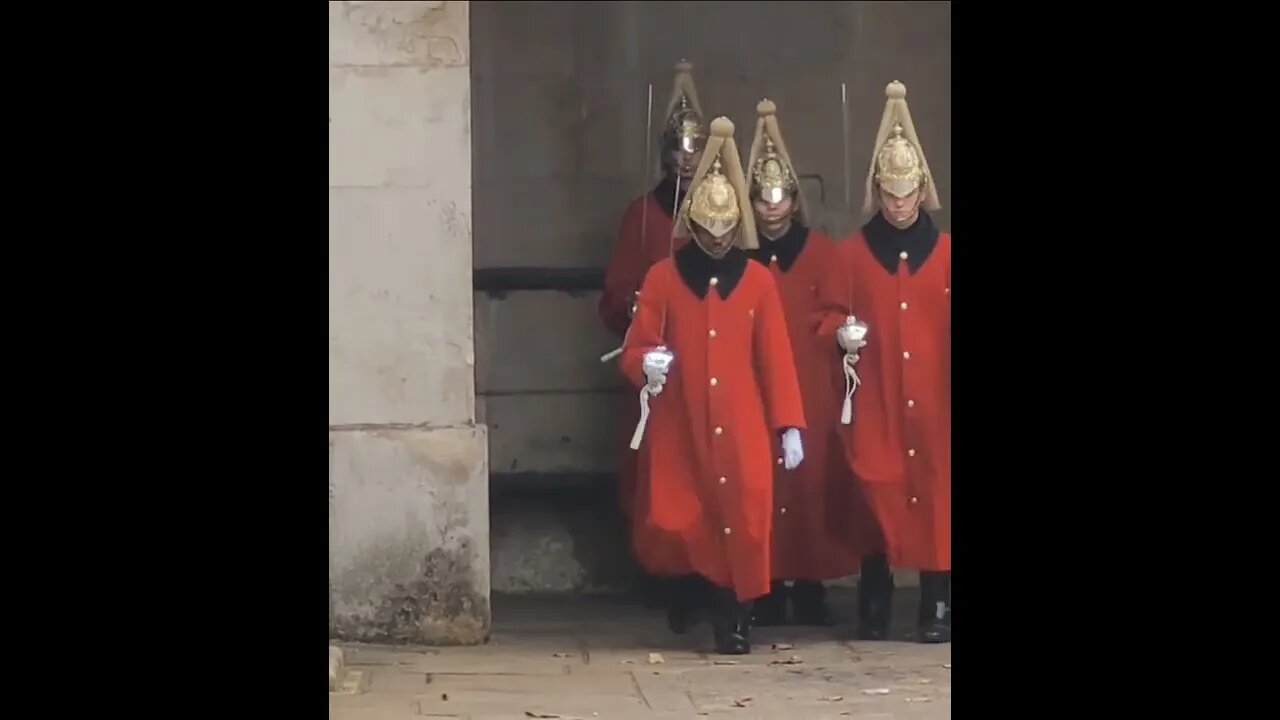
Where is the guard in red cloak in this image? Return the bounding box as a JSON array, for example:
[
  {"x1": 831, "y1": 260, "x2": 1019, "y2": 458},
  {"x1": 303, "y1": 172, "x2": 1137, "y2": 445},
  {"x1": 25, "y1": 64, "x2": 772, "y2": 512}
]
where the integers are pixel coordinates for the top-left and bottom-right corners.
[
  {"x1": 741, "y1": 99, "x2": 875, "y2": 627},
  {"x1": 598, "y1": 62, "x2": 705, "y2": 615},
  {"x1": 620, "y1": 117, "x2": 807, "y2": 655},
  {"x1": 815, "y1": 81, "x2": 951, "y2": 643}
]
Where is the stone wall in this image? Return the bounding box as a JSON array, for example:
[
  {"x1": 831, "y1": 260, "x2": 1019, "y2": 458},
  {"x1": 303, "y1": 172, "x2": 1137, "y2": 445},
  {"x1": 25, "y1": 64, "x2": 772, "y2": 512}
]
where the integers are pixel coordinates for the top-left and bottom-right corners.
[{"x1": 329, "y1": 0, "x2": 489, "y2": 644}]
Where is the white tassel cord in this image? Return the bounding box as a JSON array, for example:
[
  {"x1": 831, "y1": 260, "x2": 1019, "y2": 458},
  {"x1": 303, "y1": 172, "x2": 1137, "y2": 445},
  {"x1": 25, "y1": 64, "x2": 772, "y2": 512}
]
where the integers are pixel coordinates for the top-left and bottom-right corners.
[
  {"x1": 840, "y1": 352, "x2": 861, "y2": 425},
  {"x1": 629, "y1": 383, "x2": 663, "y2": 449}
]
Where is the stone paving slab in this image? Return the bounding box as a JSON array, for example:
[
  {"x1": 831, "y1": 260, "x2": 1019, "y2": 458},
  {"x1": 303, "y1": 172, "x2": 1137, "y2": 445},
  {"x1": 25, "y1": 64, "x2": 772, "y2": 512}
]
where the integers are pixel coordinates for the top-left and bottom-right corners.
[
  {"x1": 330, "y1": 645, "x2": 345, "y2": 691},
  {"x1": 330, "y1": 590, "x2": 950, "y2": 719}
]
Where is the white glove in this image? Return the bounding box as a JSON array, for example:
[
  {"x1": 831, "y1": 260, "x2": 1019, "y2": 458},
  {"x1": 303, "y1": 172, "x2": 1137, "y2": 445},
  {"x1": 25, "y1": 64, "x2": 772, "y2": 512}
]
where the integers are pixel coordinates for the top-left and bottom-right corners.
[
  {"x1": 642, "y1": 347, "x2": 674, "y2": 391},
  {"x1": 781, "y1": 428, "x2": 804, "y2": 470},
  {"x1": 837, "y1": 316, "x2": 869, "y2": 353}
]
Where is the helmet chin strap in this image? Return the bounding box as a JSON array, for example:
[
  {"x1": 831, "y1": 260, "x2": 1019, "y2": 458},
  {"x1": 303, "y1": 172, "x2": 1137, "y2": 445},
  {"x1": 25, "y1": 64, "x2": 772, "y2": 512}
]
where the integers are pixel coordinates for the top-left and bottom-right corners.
[
  {"x1": 882, "y1": 191, "x2": 923, "y2": 228},
  {"x1": 759, "y1": 213, "x2": 793, "y2": 241}
]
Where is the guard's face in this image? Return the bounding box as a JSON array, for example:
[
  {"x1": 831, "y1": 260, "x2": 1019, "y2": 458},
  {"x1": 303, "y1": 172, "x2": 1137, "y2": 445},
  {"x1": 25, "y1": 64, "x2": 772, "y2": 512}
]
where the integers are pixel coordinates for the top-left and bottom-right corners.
[
  {"x1": 752, "y1": 193, "x2": 795, "y2": 237},
  {"x1": 670, "y1": 146, "x2": 703, "y2": 179},
  {"x1": 693, "y1": 224, "x2": 734, "y2": 259},
  {"x1": 878, "y1": 186, "x2": 923, "y2": 229}
]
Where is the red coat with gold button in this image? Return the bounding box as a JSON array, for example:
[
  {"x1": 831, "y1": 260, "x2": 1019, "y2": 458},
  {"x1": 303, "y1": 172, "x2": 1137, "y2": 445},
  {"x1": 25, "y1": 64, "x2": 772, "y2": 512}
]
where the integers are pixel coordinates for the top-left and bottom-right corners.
[
  {"x1": 599, "y1": 179, "x2": 691, "y2": 519},
  {"x1": 815, "y1": 212, "x2": 951, "y2": 571},
  {"x1": 748, "y1": 224, "x2": 877, "y2": 581},
  {"x1": 620, "y1": 243, "x2": 807, "y2": 601}
]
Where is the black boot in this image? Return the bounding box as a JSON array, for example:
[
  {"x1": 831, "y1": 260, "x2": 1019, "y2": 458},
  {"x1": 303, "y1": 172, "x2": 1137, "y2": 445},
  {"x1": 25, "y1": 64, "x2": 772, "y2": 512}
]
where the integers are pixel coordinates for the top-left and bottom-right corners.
[
  {"x1": 856, "y1": 553, "x2": 894, "y2": 640},
  {"x1": 666, "y1": 575, "x2": 711, "y2": 635},
  {"x1": 918, "y1": 571, "x2": 951, "y2": 644},
  {"x1": 750, "y1": 581, "x2": 789, "y2": 626},
  {"x1": 712, "y1": 588, "x2": 752, "y2": 655},
  {"x1": 791, "y1": 580, "x2": 838, "y2": 626}
]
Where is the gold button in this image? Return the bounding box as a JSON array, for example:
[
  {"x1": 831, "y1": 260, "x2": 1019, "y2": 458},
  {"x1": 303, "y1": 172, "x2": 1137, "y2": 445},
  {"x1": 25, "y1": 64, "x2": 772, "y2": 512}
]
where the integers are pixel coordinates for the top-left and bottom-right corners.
[
  {"x1": 708, "y1": 329, "x2": 717, "y2": 338},
  {"x1": 780, "y1": 507, "x2": 788, "y2": 514},
  {"x1": 945, "y1": 287, "x2": 950, "y2": 294},
  {"x1": 909, "y1": 496, "x2": 919, "y2": 505},
  {"x1": 900, "y1": 302, "x2": 908, "y2": 310},
  {"x1": 718, "y1": 476, "x2": 727, "y2": 484},
  {"x1": 899, "y1": 251, "x2": 909, "y2": 260},
  {"x1": 771, "y1": 254, "x2": 778, "y2": 263},
  {"x1": 903, "y1": 351, "x2": 911, "y2": 359},
  {"x1": 723, "y1": 527, "x2": 732, "y2": 535},
  {"x1": 907, "y1": 400, "x2": 915, "y2": 408},
  {"x1": 710, "y1": 377, "x2": 718, "y2": 386},
  {"x1": 709, "y1": 277, "x2": 719, "y2": 286},
  {"x1": 908, "y1": 448, "x2": 916, "y2": 457},
  {"x1": 714, "y1": 426, "x2": 723, "y2": 435}
]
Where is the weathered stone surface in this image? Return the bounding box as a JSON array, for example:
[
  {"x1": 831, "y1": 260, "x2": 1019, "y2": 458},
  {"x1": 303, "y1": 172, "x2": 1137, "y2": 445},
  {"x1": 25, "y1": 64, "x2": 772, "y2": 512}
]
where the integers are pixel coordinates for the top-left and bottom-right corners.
[
  {"x1": 329, "y1": 1, "x2": 469, "y2": 68},
  {"x1": 468, "y1": 0, "x2": 573, "y2": 79},
  {"x1": 330, "y1": 592, "x2": 951, "y2": 718},
  {"x1": 474, "y1": 291, "x2": 618, "y2": 396},
  {"x1": 329, "y1": 646, "x2": 345, "y2": 691},
  {"x1": 418, "y1": 672, "x2": 649, "y2": 716},
  {"x1": 484, "y1": 393, "x2": 621, "y2": 473},
  {"x1": 490, "y1": 492, "x2": 636, "y2": 593},
  {"x1": 329, "y1": 1, "x2": 473, "y2": 428},
  {"x1": 471, "y1": 176, "x2": 634, "y2": 269},
  {"x1": 329, "y1": 65, "x2": 470, "y2": 189},
  {"x1": 329, "y1": 427, "x2": 490, "y2": 645},
  {"x1": 328, "y1": 186, "x2": 474, "y2": 427}
]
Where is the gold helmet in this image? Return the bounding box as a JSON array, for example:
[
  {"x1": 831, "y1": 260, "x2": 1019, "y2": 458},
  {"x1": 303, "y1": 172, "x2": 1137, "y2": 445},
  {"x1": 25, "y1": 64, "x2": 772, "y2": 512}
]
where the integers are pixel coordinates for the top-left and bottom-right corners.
[
  {"x1": 675, "y1": 117, "x2": 759, "y2": 250},
  {"x1": 862, "y1": 81, "x2": 941, "y2": 217},
  {"x1": 661, "y1": 60, "x2": 707, "y2": 155},
  {"x1": 747, "y1": 99, "x2": 810, "y2": 226}
]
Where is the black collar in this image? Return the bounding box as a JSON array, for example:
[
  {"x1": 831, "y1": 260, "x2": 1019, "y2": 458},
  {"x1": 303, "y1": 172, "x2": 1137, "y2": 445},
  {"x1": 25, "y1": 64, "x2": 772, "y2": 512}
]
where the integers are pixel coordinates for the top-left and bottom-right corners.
[
  {"x1": 862, "y1": 211, "x2": 940, "y2": 275},
  {"x1": 749, "y1": 222, "x2": 809, "y2": 272},
  {"x1": 674, "y1": 242, "x2": 749, "y2": 300},
  {"x1": 651, "y1": 175, "x2": 690, "y2": 218}
]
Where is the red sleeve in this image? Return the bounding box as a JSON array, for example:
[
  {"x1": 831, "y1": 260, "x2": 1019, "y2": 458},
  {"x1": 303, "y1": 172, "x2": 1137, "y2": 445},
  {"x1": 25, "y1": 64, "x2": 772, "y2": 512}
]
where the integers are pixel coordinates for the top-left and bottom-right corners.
[
  {"x1": 813, "y1": 238, "x2": 856, "y2": 339},
  {"x1": 619, "y1": 263, "x2": 666, "y2": 388},
  {"x1": 753, "y1": 269, "x2": 807, "y2": 432},
  {"x1": 598, "y1": 198, "x2": 648, "y2": 338}
]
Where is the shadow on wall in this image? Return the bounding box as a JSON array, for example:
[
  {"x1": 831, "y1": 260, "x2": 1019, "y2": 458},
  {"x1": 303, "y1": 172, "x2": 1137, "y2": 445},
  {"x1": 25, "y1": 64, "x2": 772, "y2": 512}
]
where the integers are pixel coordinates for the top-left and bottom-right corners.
[{"x1": 490, "y1": 485, "x2": 640, "y2": 594}]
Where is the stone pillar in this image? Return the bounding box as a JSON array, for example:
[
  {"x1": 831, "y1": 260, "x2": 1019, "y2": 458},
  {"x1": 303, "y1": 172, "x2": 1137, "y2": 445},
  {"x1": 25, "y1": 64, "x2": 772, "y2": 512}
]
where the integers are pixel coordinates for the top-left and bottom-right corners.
[{"x1": 328, "y1": 0, "x2": 489, "y2": 645}]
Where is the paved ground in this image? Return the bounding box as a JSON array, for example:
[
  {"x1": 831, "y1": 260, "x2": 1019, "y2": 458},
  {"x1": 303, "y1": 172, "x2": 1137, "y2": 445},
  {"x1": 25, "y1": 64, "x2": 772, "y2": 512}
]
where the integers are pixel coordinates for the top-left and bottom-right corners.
[{"x1": 330, "y1": 588, "x2": 950, "y2": 719}]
